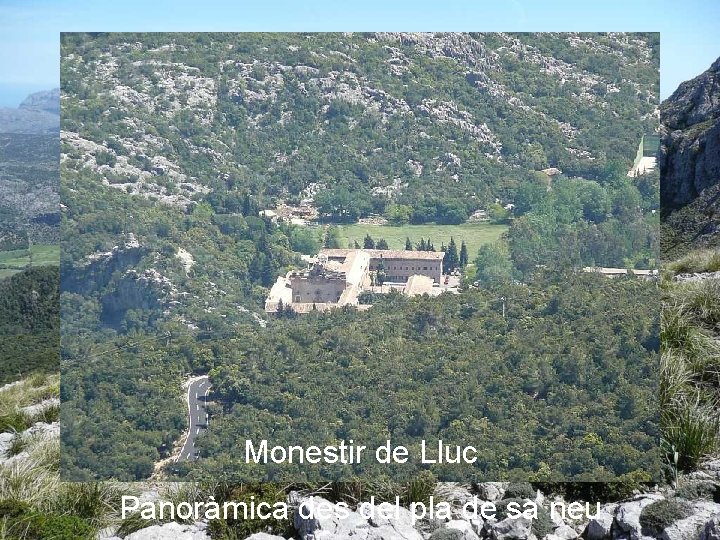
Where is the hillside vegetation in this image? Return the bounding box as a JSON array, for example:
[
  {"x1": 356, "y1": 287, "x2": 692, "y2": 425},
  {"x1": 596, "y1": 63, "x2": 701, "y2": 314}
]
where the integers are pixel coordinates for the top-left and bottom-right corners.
[{"x1": 61, "y1": 33, "x2": 658, "y2": 215}]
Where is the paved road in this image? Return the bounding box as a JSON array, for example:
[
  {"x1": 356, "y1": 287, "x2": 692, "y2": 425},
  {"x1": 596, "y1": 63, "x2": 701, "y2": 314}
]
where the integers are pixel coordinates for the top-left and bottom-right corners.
[{"x1": 177, "y1": 376, "x2": 211, "y2": 461}]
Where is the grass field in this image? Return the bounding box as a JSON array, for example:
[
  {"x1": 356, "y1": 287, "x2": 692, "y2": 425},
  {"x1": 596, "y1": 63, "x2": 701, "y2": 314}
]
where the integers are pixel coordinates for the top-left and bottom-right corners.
[
  {"x1": 334, "y1": 222, "x2": 508, "y2": 258},
  {"x1": 0, "y1": 244, "x2": 59, "y2": 278}
]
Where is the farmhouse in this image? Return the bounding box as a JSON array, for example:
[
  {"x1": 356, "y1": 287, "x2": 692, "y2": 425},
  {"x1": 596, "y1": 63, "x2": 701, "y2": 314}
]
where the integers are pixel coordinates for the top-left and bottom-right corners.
[{"x1": 265, "y1": 248, "x2": 446, "y2": 314}]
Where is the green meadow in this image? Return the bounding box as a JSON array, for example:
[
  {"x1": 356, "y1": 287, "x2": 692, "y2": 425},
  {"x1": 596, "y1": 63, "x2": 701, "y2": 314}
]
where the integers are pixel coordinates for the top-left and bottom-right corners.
[
  {"x1": 334, "y1": 222, "x2": 508, "y2": 257},
  {"x1": 0, "y1": 244, "x2": 60, "y2": 279}
]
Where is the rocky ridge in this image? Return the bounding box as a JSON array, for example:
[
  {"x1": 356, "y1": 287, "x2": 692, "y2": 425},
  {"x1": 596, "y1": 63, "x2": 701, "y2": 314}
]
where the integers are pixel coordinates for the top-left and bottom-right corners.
[
  {"x1": 0, "y1": 88, "x2": 60, "y2": 134},
  {"x1": 660, "y1": 57, "x2": 720, "y2": 256}
]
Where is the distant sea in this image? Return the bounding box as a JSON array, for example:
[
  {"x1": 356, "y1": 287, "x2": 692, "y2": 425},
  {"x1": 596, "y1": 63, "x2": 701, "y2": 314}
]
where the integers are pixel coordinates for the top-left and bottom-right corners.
[{"x1": 0, "y1": 83, "x2": 55, "y2": 108}]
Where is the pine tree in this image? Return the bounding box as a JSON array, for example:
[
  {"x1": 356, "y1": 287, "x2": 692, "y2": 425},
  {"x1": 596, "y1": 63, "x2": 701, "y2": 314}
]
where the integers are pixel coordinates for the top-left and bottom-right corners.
[
  {"x1": 376, "y1": 238, "x2": 389, "y2": 250},
  {"x1": 459, "y1": 240, "x2": 469, "y2": 268},
  {"x1": 405, "y1": 237, "x2": 413, "y2": 250},
  {"x1": 363, "y1": 234, "x2": 375, "y2": 249}
]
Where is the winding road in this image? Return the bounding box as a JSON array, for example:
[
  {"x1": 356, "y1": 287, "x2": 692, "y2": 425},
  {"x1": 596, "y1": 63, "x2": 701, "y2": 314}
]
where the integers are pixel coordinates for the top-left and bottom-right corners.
[{"x1": 177, "y1": 376, "x2": 211, "y2": 461}]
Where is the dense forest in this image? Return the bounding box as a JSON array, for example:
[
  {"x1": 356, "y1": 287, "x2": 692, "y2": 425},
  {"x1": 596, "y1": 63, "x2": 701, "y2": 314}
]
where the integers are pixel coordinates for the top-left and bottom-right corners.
[
  {"x1": 0, "y1": 266, "x2": 59, "y2": 385},
  {"x1": 59, "y1": 33, "x2": 660, "y2": 481},
  {"x1": 60, "y1": 271, "x2": 659, "y2": 482}
]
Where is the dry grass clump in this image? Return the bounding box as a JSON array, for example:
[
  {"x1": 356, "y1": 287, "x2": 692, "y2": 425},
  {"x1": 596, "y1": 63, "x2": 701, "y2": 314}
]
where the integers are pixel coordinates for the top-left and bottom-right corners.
[
  {"x1": 661, "y1": 278, "x2": 720, "y2": 471},
  {"x1": 667, "y1": 249, "x2": 720, "y2": 276}
]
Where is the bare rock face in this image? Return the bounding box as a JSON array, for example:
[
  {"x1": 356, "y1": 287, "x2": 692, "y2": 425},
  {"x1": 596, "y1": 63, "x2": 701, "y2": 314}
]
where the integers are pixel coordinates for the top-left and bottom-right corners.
[{"x1": 660, "y1": 57, "x2": 720, "y2": 210}]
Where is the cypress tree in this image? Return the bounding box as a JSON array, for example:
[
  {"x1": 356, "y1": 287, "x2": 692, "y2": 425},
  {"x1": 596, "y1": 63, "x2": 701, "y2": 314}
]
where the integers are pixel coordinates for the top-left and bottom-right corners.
[
  {"x1": 446, "y1": 237, "x2": 459, "y2": 272},
  {"x1": 459, "y1": 240, "x2": 469, "y2": 268},
  {"x1": 405, "y1": 237, "x2": 413, "y2": 250}
]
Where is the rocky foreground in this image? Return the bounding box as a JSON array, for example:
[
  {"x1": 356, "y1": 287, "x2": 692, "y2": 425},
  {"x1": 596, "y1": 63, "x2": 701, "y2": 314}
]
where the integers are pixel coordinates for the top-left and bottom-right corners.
[
  {"x1": 101, "y1": 474, "x2": 720, "y2": 540},
  {"x1": 5, "y1": 374, "x2": 720, "y2": 540}
]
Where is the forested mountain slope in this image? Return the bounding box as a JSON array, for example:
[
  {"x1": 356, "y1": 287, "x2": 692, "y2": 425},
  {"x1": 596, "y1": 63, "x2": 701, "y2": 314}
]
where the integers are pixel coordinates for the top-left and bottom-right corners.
[
  {"x1": 0, "y1": 131, "x2": 60, "y2": 247},
  {"x1": 0, "y1": 266, "x2": 59, "y2": 385},
  {"x1": 61, "y1": 33, "x2": 658, "y2": 215},
  {"x1": 59, "y1": 32, "x2": 660, "y2": 332},
  {"x1": 660, "y1": 57, "x2": 720, "y2": 258}
]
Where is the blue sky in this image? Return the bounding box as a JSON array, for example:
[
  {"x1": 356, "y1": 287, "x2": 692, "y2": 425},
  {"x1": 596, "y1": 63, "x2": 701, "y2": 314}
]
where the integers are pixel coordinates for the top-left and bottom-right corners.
[{"x1": 0, "y1": 0, "x2": 718, "y2": 106}]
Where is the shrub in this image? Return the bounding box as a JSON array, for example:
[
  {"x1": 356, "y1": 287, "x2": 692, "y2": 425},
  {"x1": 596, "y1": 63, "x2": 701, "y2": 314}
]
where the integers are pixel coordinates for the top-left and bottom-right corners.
[
  {"x1": 429, "y1": 529, "x2": 465, "y2": 540},
  {"x1": 532, "y1": 505, "x2": 555, "y2": 538},
  {"x1": 0, "y1": 499, "x2": 32, "y2": 518},
  {"x1": 639, "y1": 499, "x2": 692, "y2": 536},
  {"x1": 323, "y1": 473, "x2": 436, "y2": 508},
  {"x1": 202, "y1": 484, "x2": 293, "y2": 539},
  {"x1": 0, "y1": 412, "x2": 28, "y2": 433},
  {"x1": 23, "y1": 512, "x2": 96, "y2": 540},
  {"x1": 661, "y1": 302, "x2": 706, "y2": 356},
  {"x1": 538, "y1": 470, "x2": 653, "y2": 503},
  {"x1": 675, "y1": 481, "x2": 720, "y2": 502},
  {"x1": 684, "y1": 280, "x2": 720, "y2": 328},
  {"x1": 503, "y1": 482, "x2": 536, "y2": 500},
  {"x1": 95, "y1": 151, "x2": 117, "y2": 168},
  {"x1": 403, "y1": 471, "x2": 437, "y2": 507},
  {"x1": 667, "y1": 249, "x2": 720, "y2": 275}
]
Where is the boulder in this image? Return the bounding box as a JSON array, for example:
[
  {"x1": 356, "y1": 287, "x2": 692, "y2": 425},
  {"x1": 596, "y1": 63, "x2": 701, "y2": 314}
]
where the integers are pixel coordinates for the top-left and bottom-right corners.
[
  {"x1": 430, "y1": 529, "x2": 466, "y2": 540},
  {"x1": 360, "y1": 500, "x2": 423, "y2": 540},
  {"x1": 615, "y1": 494, "x2": 664, "y2": 540},
  {"x1": 294, "y1": 497, "x2": 369, "y2": 539},
  {"x1": 443, "y1": 519, "x2": 480, "y2": 540},
  {"x1": 700, "y1": 516, "x2": 720, "y2": 540},
  {"x1": 440, "y1": 483, "x2": 477, "y2": 507},
  {"x1": 660, "y1": 501, "x2": 720, "y2": 540},
  {"x1": 295, "y1": 496, "x2": 423, "y2": 540},
  {"x1": 488, "y1": 515, "x2": 533, "y2": 540},
  {"x1": 0, "y1": 432, "x2": 13, "y2": 459},
  {"x1": 585, "y1": 504, "x2": 617, "y2": 540},
  {"x1": 551, "y1": 524, "x2": 577, "y2": 540},
  {"x1": 477, "y1": 483, "x2": 507, "y2": 502},
  {"x1": 20, "y1": 397, "x2": 59, "y2": 419},
  {"x1": 122, "y1": 521, "x2": 210, "y2": 540}
]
